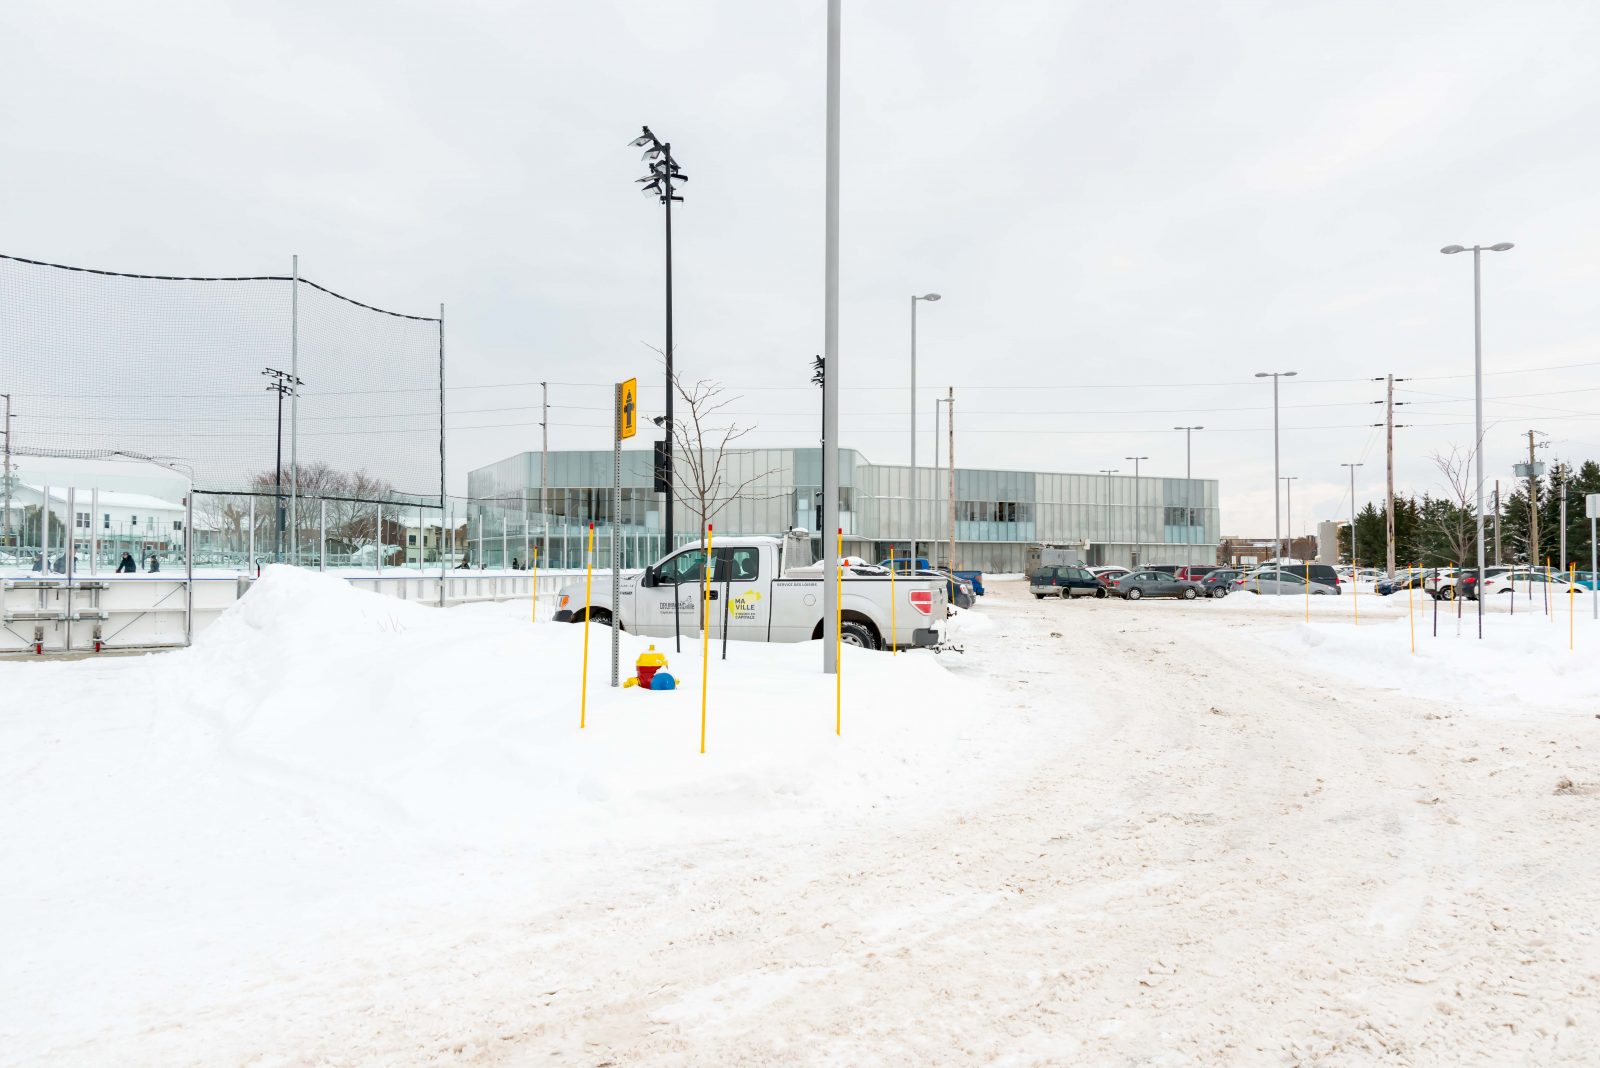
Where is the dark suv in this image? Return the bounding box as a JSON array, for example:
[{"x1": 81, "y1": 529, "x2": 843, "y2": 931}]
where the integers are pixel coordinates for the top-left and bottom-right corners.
[
  {"x1": 1199, "y1": 568, "x2": 1240, "y2": 597},
  {"x1": 1277, "y1": 563, "x2": 1342, "y2": 593}
]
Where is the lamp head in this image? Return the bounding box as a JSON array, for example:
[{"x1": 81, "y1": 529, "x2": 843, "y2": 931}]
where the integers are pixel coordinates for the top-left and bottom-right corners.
[
  {"x1": 1489, "y1": 242, "x2": 1515, "y2": 252},
  {"x1": 1440, "y1": 244, "x2": 1466, "y2": 255},
  {"x1": 917, "y1": 293, "x2": 942, "y2": 302}
]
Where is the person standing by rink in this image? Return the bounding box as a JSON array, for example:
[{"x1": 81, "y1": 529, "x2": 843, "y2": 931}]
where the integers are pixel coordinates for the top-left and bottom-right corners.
[{"x1": 115, "y1": 552, "x2": 136, "y2": 574}]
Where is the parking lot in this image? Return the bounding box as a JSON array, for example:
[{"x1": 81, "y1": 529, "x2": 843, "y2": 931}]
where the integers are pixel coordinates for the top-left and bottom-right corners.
[{"x1": 37, "y1": 573, "x2": 1595, "y2": 1065}]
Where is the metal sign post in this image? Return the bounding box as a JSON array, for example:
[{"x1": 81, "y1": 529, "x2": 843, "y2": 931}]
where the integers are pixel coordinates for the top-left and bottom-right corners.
[
  {"x1": 613, "y1": 378, "x2": 636, "y2": 687},
  {"x1": 1587, "y1": 493, "x2": 1599, "y2": 620}
]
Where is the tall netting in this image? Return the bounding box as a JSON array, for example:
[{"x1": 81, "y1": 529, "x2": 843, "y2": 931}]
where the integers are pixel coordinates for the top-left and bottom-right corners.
[{"x1": 0, "y1": 253, "x2": 442, "y2": 504}]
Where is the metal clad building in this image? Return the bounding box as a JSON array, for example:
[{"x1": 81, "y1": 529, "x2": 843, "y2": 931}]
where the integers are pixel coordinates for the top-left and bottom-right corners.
[{"x1": 466, "y1": 448, "x2": 1217, "y2": 573}]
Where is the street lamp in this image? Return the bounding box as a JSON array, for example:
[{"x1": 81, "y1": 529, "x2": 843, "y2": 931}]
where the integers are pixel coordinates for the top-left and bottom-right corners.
[
  {"x1": 1340, "y1": 462, "x2": 1364, "y2": 565},
  {"x1": 262, "y1": 367, "x2": 303, "y2": 563},
  {"x1": 910, "y1": 292, "x2": 941, "y2": 565},
  {"x1": 1125, "y1": 456, "x2": 1148, "y2": 566},
  {"x1": 1282, "y1": 476, "x2": 1299, "y2": 562},
  {"x1": 1255, "y1": 371, "x2": 1297, "y2": 563},
  {"x1": 1174, "y1": 426, "x2": 1204, "y2": 550},
  {"x1": 1097, "y1": 468, "x2": 1118, "y2": 563},
  {"x1": 629, "y1": 125, "x2": 688, "y2": 557},
  {"x1": 1441, "y1": 241, "x2": 1514, "y2": 639}
]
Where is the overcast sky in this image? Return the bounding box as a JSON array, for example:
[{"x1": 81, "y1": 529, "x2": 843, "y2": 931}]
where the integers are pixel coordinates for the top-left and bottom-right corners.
[{"x1": 4, "y1": 0, "x2": 1599, "y2": 534}]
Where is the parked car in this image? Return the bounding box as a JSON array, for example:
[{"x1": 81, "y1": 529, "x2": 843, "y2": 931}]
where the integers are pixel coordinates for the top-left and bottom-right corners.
[
  {"x1": 1112, "y1": 570, "x2": 1204, "y2": 600},
  {"x1": 1479, "y1": 567, "x2": 1592, "y2": 598},
  {"x1": 1375, "y1": 570, "x2": 1428, "y2": 596},
  {"x1": 1089, "y1": 566, "x2": 1132, "y2": 592},
  {"x1": 1200, "y1": 568, "x2": 1240, "y2": 597},
  {"x1": 1237, "y1": 569, "x2": 1336, "y2": 596},
  {"x1": 1427, "y1": 565, "x2": 1510, "y2": 601},
  {"x1": 879, "y1": 557, "x2": 985, "y2": 596},
  {"x1": 1174, "y1": 565, "x2": 1219, "y2": 583},
  {"x1": 1030, "y1": 564, "x2": 1102, "y2": 600}
]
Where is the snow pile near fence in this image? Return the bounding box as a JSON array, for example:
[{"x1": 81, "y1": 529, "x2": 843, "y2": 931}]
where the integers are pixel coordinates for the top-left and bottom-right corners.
[
  {"x1": 1267, "y1": 607, "x2": 1600, "y2": 718},
  {"x1": 0, "y1": 565, "x2": 1019, "y2": 1051}
]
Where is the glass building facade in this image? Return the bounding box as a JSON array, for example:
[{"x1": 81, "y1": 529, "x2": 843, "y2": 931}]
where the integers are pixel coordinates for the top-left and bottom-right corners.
[{"x1": 467, "y1": 448, "x2": 1218, "y2": 573}]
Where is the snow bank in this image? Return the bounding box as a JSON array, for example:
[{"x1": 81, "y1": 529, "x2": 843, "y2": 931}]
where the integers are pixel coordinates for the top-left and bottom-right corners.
[
  {"x1": 1266, "y1": 604, "x2": 1600, "y2": 718},
  {"x1": 0, "y1": 565, "x2": 1013, "y2": 1053}
]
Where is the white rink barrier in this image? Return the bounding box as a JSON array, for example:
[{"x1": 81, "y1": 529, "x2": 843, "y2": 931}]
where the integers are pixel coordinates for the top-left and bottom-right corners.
[{"x1": 0, "y1": 568, "x2": 582, "y2": 655}]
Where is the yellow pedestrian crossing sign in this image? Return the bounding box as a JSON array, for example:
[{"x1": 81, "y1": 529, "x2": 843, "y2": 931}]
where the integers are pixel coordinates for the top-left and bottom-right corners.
[{"x1": 618, "y1": 378, "x2": 638, "y2": 440}]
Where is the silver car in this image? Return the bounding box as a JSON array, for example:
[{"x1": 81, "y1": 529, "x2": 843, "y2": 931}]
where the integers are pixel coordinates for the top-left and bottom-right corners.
[{"x1": 1238, "y1": 569, "x2": 1336, "y2": 596}]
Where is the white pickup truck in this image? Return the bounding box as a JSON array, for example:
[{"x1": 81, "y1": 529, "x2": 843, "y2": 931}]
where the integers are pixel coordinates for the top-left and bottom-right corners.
[{"x1": 552, "y1": 529, "x2": 946, "y2": 650}]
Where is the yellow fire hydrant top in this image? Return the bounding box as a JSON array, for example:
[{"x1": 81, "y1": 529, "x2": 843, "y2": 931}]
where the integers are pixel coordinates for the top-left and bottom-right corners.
[{"x1": 637, "y1": 645, "x2": 668, "y2": 668}]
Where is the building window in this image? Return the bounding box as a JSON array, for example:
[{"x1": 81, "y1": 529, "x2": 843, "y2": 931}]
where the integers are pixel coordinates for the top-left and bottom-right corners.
[
  {"x1": 103, "y1": 514, "x2": 111, "y2": 529},
  {"x1": 131, "y1": 515, "x2": 137, "y2": 526},
  {"x1": 408, "y1": 534, "x2": 417, "y2": 546},
  {"x1": 76, "y1": 511, "x2": 90, "y2": 529},
  {"x1": 173, "y1": 520, "x2": 183, "y2": 532}
]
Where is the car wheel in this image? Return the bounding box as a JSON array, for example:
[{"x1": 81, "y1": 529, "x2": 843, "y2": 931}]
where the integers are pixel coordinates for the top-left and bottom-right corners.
[
  {"x1": 1127, "y1": 587, "x2": 1143, "y2": 601},
  {"x1": 1439, "y1": 586, "x2": 1454, "y2": 601},
  {"x1": 1094, "y1": 586, "x2": 1107, "y2": 599},
  {"x1": 1182, "y1": 587, "x2": 1197, "y2": 600},
  {"x1": 840, "y1": 621, "x2": 878, "y2": 650},
  {"x1": 1035, "y1": 593, "x2": 1045, "y2": 600}
]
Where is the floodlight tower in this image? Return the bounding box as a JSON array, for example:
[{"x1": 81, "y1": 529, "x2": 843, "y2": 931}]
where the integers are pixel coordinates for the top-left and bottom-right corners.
[
  {"x1": 629, "y1": 126, "x2": 688, "y2": 555},
  {"x1": 263, "y1": 367, "x2": 302, "y2": 563}
]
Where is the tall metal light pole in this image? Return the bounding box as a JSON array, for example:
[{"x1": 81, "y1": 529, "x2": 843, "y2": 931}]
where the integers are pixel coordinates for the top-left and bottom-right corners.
[
  {"x1": 1441, "y1": 242, "x2": 1514, "y2": 640},
  {"x1": 262, "y1": 367, "x2": 302, "y2": 563},
  {"x1": 1282, "y1": 476, "x2": 1299, "y2": 561},
  {"x1": 821, "y1": 0, "x2": 842, "y2": 675},
  {"x1": 1340, "y1": 462, "x2": 1364, "y2": 564},
  {"x1": 1098, "y1": 468, "x2": 1118, "y2": 563},
  {"x1": 909, "y1": 292, "x2": 941, "y2": 564},
  {"x1": 630, "y1": 126, "x2": 687, "y2": 555},
  {"x1": 1125, "y1": 456, "x2": 1148, "y2": 566},
  {"x1": 1174, "y1": 426, "x2": 1204, "y2": 550},
  {"x1": 1255, "y1": 371, "x2": 1297, "y2": 563},
  {"x1": 1, "y1": 393, "x2": 12, "y2": 547}
]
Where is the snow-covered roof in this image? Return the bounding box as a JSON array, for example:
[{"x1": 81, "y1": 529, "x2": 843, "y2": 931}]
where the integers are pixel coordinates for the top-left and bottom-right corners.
[{"x1": 20, "y1": 484, "x2": 183, "y2": 511}]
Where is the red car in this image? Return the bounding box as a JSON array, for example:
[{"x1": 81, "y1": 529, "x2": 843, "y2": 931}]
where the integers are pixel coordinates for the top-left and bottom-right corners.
[{"x1": 1174, "y1": 565, "x2": 1219, "y2": 583}]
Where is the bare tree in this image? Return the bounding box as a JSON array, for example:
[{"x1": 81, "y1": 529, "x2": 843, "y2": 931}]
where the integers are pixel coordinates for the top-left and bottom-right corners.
[
  {"x1": 666, "y1": 371, "x2": 772, "y2": 538},
  {"x1": 1424, "y1": 446, "x2": 1478, "y2": 565}
]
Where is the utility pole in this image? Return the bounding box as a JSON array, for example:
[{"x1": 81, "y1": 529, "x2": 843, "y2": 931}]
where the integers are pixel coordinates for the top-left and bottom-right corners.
[
  {"x1": 947, "y1": 387, "x2": 956, "y2": 572},
  {"x1": 1341, "y1": 462, "x2": 1363, "y2": 564},
  {"x1": 1385, "y1": 374, "x2": 1395, "y2": 575},
  {"x1": 1557, "y1": 461, "x2": 1569, "y2": 572},
  {"x1": 1493, "y1": 480, "x2": 1502, "y2": 566},
  {"x1": 540, "y1": 381, "x2": 549, "y2": 566},
  {"x1": 1527, "y1": 430, "x2": 1541, "y2": 566},
  {"x1": 1098, "y1": 468, "x2": 1119, "y2": 563},
  {"x1": 1283, "y1": 476, "x2": 1299, "y2": 560},
  {"x1": 1125, "y1": 455, "x2": 1149, "y2": 566}
]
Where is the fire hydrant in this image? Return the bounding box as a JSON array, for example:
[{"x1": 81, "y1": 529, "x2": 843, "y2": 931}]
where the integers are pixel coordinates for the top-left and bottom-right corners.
[{"x1": 625, "y1": 645, "x2": 668, "y2": 689}]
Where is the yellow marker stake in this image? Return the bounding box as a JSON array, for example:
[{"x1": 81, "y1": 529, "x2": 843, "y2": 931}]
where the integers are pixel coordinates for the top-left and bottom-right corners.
[
  {"x1": 580, "y1": 524, "x2": 594, "y2": 728},
  {"x1": 889, "y1": 545, "x2": 897, "y2": 656},
  {"x1": 531, "y1": 546, "x2": 539, "y2": 623},
  {"x1": 1408, "y1": 565, "x2": 1415, "y2": 655},
  {"x1": 700, "y1": 524, "x2": 713, "y2": 754},
  {"x1": 835, "y1": 528, "x2": 844, "y2": 737},
  {"x1": 1352, "y1": 560, "x2": 1358, "y2": 625}
]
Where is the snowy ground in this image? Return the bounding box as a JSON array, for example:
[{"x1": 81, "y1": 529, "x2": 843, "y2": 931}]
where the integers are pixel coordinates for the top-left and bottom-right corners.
[{"x1": 4, "y1": 574, "x2": 1600, "y2": 1064}]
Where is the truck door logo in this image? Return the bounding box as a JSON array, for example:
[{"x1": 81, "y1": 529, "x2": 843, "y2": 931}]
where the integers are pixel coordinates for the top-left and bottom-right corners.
[{"x1": 909, "y1": 590, "x2": 933, "y2": 615}]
